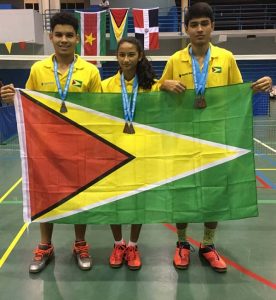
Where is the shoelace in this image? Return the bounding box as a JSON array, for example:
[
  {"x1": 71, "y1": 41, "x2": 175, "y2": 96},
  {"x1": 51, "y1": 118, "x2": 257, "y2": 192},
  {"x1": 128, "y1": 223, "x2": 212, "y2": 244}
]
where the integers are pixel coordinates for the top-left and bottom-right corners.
[
  {"x1": 33, "y1": 247, "x2": 52, "y2": 261},
  {"x1": 113, "y1": 245, "x2": 126, "y2": 259},
  {"x1": 126, "y1": 246, "x2": 136, "y2": 261},
  {"x1": 178, "y1": 244, "x2": 195, "y2": 258},
  {"x1": 74, "y1": 244, "x2": 90, "y2": 258},
  {"x1": 203, "y1": 245, "x2": 220, "y2": 261}
]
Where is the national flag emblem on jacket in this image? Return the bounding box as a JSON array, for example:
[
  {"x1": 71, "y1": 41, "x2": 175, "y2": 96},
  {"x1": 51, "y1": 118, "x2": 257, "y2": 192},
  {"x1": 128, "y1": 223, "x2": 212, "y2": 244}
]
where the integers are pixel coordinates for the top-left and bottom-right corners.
[
  {"x1": 109, "y1": 8, "x2": 129, "y2": 50},
  {"x1": 212, "y1": 66, "x2": 222, "y2": 73},
  {"x1": 75, "y1": 11, "x2": 106, "y2": 56},
  {"x1": 72, "y1": 79, "x2": 82, "y2": 87},
  {"x1": 14, "y1": 84, "x2": 257, "y2": 224},
  {"x1": 132, "y1": 7, "x2": 159, "y2": 50}
]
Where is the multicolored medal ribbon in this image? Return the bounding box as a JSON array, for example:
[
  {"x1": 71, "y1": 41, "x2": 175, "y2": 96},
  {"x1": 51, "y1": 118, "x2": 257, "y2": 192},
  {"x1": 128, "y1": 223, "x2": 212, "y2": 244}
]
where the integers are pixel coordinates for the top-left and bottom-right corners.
[
  {"x1": 189, "y1": 46, "x2": 210, "y2": 109},
  {"x1": 54, "y1": 57, "x2": 75, "y2": 113},
  {"x1": 120, "y1": 73, "x2": 138, "y2": 134}
]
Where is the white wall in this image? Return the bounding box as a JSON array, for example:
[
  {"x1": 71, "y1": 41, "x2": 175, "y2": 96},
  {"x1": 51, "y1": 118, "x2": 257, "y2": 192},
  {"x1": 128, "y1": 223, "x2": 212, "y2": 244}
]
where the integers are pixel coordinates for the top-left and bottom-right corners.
[
  {"x1": 218, "y1": 37, "x2": 276, "y2": 55},
  {"x1": 0, "y1": 10, "x2": 44, "y2": 44}
]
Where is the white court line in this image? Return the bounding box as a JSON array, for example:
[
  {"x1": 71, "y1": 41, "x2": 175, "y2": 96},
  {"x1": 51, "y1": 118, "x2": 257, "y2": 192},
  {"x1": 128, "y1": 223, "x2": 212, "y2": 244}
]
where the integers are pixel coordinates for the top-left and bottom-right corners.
[{"x1": 254, "y1": 138, "x2": 276, "y2": 154}]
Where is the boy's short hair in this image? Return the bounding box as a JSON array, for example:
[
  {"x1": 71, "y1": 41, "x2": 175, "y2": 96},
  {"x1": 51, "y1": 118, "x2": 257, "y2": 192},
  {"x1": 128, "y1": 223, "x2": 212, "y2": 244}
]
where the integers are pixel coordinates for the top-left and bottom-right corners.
[
  {"x1": 50, "y1": 12, "x2": 79, "y2": 33},
  {"x1": 184, "y1": 2, "x2": 214, "y2": 27}
]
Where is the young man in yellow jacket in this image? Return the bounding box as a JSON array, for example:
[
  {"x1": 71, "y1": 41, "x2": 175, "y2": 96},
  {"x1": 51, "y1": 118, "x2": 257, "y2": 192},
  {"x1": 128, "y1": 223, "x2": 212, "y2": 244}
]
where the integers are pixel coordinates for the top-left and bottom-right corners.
[
  {"x1": 1, "y1": 12, "x2": 101, "y2": 273},
  {"x1": 159, "y1": 2, "x2": 272, "y2": 272}
]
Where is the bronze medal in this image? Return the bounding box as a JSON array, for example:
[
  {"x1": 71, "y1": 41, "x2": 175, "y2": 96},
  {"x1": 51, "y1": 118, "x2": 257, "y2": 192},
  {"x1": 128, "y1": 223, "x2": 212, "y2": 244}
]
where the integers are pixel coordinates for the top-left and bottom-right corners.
[
  {"x1": 194, "y1": 95, "x2": 207, "y2": 109},
  {"x1": 123, "y1": 122, "x2": 130, "y2": 133},
  {"x1": 128, "y1": 123, "x2": 135, "y2": 134},
  {"x1": 60, "y1": 101, "x2": 68, "y2": 113},
  {"x1": 123, "y1": 122, "x2": 135, "y2": 134}
]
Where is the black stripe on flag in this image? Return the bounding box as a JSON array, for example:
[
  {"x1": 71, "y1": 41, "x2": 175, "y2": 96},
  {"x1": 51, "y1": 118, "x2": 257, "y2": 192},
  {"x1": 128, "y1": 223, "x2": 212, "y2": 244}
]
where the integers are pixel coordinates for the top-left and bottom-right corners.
[
  {"x1": 135, "y1": 33, "x2": 145, "y2": 50},
  {"x1": 149, "y1": 9, "x2": 158, "y2": 27}
]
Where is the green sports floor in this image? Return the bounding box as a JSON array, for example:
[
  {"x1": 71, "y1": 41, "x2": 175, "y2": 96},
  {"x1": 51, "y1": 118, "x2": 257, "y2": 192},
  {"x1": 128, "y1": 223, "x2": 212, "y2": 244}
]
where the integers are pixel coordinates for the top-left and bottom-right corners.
[{"x1": 0, "y1": 101, "x2": 275, "y2": 300}]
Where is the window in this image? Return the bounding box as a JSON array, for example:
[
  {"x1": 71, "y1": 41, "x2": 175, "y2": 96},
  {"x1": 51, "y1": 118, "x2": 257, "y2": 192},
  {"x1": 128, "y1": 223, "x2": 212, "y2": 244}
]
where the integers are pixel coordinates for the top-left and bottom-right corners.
[
  {"x1": 60, "y1": 1, "x2": 85, "y2": 10},
  {"x1": 24, "y1": 1, "x2": 39, "y2": 11},
  {"x1": 76, "y1": 3, "x2": 85, "y2": 9}
]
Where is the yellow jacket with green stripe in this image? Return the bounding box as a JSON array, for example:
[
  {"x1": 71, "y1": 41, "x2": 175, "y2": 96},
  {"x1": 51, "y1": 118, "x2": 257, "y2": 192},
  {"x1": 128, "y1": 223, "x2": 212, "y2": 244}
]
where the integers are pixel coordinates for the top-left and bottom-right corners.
[
  {"x1": 26, "y1": 54, "x2": 101, "y2": 92},
  {"x1": 159, "y1": 43, "x2": 243, "y2": 88}
]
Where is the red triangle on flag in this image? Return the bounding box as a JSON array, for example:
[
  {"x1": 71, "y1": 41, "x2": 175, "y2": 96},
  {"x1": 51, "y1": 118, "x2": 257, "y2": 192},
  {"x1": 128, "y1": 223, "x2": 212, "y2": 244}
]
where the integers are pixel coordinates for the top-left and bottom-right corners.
[
  {"x1": 110, "y1": 9, "x2": 128, "y2": 27},
  {"x1": 20, "y1": 93, "x2": 134, "y2": 220}
]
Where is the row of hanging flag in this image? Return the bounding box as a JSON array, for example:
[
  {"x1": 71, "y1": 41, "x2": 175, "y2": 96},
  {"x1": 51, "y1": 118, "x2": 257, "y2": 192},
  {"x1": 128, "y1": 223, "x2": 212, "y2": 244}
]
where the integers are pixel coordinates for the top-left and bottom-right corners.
[
  {"x1": 75, "y1": 7, "x2": 159, "y2": 57},
  {"x1": 0, "y1": 41, "x2": 27, "y2": 54},
  {"x1": 0, "y1": 8, "x2": 158, "y2": 55}
]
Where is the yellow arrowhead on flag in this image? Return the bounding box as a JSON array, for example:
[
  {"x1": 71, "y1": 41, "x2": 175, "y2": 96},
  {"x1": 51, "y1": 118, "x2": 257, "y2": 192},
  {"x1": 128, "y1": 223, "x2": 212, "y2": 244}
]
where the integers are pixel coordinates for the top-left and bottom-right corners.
[
  {"x1": 5, "y1": 42, "x2": 12, "y2": 54},
  {"x1": 21, "y1": 91, "x2": 249, "y2": 223}
]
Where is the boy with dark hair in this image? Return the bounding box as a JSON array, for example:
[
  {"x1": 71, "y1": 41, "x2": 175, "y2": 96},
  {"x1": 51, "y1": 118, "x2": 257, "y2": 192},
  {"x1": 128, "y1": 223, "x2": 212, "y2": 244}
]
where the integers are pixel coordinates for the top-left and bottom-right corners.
[
  {"x1": 50, "y1": 11, "x2": 79, "y2": 33},
  {"x1": 184, "y1": 1, "x2": 214, "y2": 26},
  {"x1": 1, "y1": 12, "x2": 101, "y2": 273},
  {"x1": 159, "y1": 2, "x2": 272, "y2": 272}
]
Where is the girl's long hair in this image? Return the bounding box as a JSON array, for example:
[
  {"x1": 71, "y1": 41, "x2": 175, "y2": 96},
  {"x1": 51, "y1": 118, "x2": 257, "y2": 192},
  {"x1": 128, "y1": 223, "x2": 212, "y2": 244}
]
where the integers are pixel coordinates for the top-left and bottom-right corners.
[{"x1": 117, "y1": 37, "x2": 157, "y2": 90}]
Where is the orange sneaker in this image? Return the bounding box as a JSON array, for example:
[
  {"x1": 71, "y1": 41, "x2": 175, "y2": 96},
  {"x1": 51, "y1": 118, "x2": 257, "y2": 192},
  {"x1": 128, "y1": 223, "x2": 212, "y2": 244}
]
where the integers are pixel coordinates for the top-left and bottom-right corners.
[
  {"x1": 125, "y1": 246, "x2": 142, "y2": 270},
  {"x1": 73, "y1": 240, "x2": 92, "y2": 270},
  {"x1": 173, "y1": 241, "x2": 190, "y2": 269},
  {"x1": 29, "y1": 243, "x2": 54, "y2": 273},
  {"x1": 109, "y1": 243, "x2": 126, "y2": 268},
  {"x1": 199, "y1": 244, "x2": 227, "y2": 273}
]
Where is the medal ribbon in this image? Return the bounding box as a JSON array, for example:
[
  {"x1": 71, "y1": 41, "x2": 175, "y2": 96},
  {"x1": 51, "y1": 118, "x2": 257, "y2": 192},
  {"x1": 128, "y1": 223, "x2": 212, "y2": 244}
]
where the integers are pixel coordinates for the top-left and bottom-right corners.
[
  {"x1": 54, "y1": 57, "x2": 75, "y2": 103},
  {"x1": 189, "y1": 46, "x2": 210, "y2": 96},
  {"x1": 120, "y1": 73, "x2": 138, "y2": 123}
]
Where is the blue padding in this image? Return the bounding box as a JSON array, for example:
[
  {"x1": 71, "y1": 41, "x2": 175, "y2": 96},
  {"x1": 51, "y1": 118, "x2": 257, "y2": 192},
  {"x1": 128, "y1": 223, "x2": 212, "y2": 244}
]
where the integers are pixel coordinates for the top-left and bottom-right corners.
[
  {"x1": 0, "y1": 4, "x2": 13, "y2": 9},
  {"x1": 88, "y1": 5, "x2": 102, "y2": 12},
  {"x1": 0, "y1": 69, "x2": 30, "y2": 88},
  {"x1": 253, "y1": 92, "x2": 270, "y2": 116},
  {"x1": 0, "y1": 105, "x2": 17, "y2": 143}
]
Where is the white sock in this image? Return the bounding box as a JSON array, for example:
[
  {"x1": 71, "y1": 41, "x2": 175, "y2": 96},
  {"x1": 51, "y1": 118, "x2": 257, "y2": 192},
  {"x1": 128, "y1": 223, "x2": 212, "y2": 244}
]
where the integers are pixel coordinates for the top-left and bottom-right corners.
[
  {"x1": 114, "y1": 238, "x2": 125, "y2": 245},
  {"x1": 128, "y1": 241, "x2": 137, "y2": 247}
]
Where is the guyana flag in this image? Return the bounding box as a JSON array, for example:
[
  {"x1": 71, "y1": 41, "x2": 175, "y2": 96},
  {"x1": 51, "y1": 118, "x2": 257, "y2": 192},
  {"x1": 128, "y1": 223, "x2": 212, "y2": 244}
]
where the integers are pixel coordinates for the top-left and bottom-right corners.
[
  {"x1": 109, "y1": 8, "x2": 129, "y2": 50},
  {"x1": 14, "y1": 83, "x2": 258, "y2": 224},
  {"x1": 75, "y1": 11, "x2": 106, "y2": 56}
]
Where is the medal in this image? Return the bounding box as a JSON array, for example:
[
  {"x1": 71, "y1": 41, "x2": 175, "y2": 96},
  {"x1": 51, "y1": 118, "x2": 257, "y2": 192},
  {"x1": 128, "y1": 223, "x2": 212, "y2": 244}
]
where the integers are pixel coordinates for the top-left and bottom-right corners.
[
  {"x1": 123, "y1": 122, "x2": 131, "y2": 134},
  {"x1": 60, "y1": 101, "x2": 68, "y2": 113},
  {"x1": 123, "y1": 122, "x2": 135, "y2": 134},
  {"x1": 128, "y1": 123, "x2": 135, "y2": 134},
  {"x1": 120, "y1": 73, "x2": 138, "y2": 134},
  {"x1": 190, "y1": 46, "x2": 210, "y2": 110},
  {"x1": 194, "y1": 95, "x2": 207, "y2": 109},
  {"x1": 54, "y1": 57, "x2": 75, "y2": 114}
]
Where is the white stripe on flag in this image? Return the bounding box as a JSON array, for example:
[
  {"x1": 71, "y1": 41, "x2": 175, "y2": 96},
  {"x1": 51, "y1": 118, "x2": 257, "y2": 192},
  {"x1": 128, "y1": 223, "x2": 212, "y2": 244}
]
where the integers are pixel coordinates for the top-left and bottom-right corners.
[
  {"x1": 14, "y1": 90, "x2": 31, "y2": 223},
  {"x1": 144, "y1": 10, "x2": 149, "y2": 49},
  {"x1": 80, "y1": 13, "x2": 84, "y2": 56},
  {"x1": 97, "y1": 12, "x2": 100, "y2": 56},
  {"x1": 134, "y1": 27, "x2": 159, "y2": 34}
]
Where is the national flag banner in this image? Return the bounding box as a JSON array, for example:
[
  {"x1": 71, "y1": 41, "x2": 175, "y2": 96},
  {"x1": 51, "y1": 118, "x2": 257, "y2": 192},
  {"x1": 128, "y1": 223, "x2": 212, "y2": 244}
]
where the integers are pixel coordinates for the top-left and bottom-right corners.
[
  {"x1": 18, "y1": 41, "x2": 27, "y2": 50},
  {"x1": 109, "y1": 8, "x2": 129, "y2": 50},
  {"x1": 75, "y1": 10, "x2": 106, "y2": 56},
  {"x1": 132, "y1": 7, "x2": 159, "y2": 50},
  {"x1": 14, "y1": 83, "x2": 258, "y2": 224},
  {"x1": 4, "y1": 42, "x2": 13, "y2": 54}
]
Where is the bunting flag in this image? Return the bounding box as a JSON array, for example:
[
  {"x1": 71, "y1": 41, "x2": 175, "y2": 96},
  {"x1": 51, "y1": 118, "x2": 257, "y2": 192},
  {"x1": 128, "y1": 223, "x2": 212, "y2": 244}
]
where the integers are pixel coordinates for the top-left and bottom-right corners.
[
  {"x1": 19, "y1": 41, "x2": 27, "y2": 50},
  {"x1": 132, "y1": 7, "x2": 159, "y2": 50},
  {"x1": 14, "y1": 83, "x2": 257, "y2": 224},
  {"x1": 109, "y1": 8, "x2": 129, "y2": 50},
  {"x1": 4, "y1": 42, "x2": 12, "y2": 54},
  {"x1": 75, "y1": 11, "x2": 106, "y2": 56}
]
